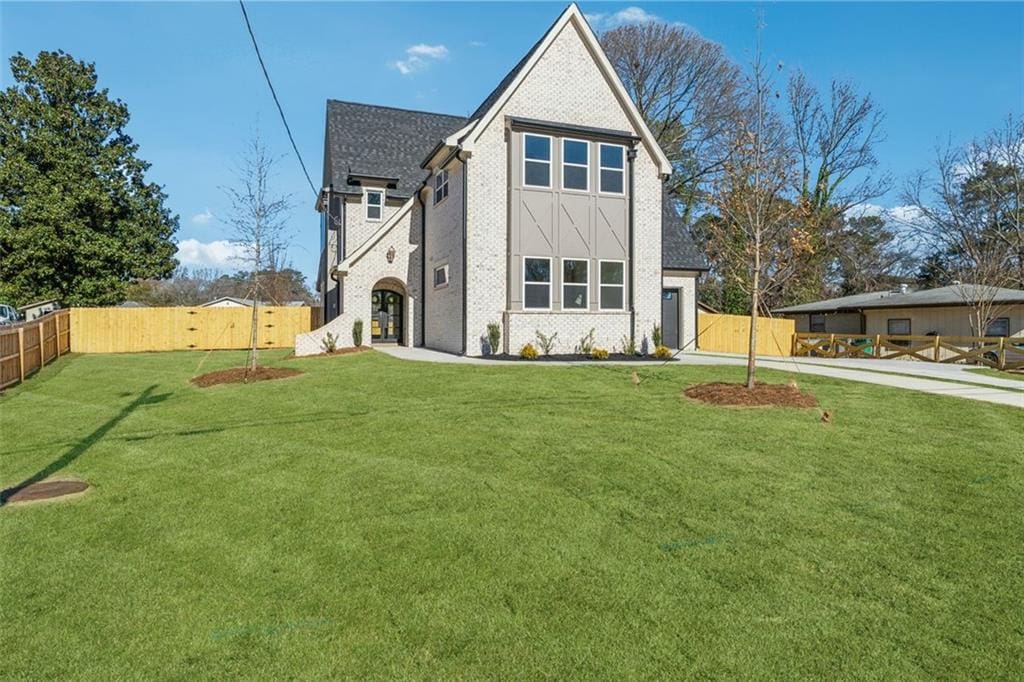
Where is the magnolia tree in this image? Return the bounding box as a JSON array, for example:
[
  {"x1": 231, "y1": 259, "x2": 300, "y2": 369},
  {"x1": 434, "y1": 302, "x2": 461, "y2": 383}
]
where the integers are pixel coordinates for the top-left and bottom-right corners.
[
  {"x1": 221, "y1": 132, "x2": 292, "y2": 373},
  {"x1": 902, "y1": 116, "x2": 1023, "y2": 335}
]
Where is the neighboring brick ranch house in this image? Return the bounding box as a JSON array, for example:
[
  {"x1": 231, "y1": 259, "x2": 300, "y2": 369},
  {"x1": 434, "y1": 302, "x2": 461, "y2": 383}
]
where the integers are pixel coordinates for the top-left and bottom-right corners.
[{"x1": 296, "y1": 3, "x2": 708, "y2": 357}]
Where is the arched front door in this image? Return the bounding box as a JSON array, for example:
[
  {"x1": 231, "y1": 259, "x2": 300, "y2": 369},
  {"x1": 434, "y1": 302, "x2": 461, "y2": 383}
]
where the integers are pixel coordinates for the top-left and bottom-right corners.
[{"x1": 371, "y1": 289, "x2": 403, "y2": 343}]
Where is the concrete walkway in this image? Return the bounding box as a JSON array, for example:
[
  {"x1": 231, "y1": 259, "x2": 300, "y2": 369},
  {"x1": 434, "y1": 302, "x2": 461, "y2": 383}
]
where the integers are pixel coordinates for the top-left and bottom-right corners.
[{"x1": 376, "y1": 345, "x2": 1023, "y2": 408}]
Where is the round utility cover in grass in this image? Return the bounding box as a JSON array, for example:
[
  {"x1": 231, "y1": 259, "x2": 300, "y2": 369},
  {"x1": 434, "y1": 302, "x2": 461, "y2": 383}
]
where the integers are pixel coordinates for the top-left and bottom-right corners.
[{"x1": 3, "y1": 480, "x2": 89, "y2": 504}]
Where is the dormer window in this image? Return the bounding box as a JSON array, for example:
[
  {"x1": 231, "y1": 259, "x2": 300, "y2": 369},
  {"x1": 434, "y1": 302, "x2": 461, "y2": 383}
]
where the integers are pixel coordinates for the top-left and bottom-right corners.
[
  {"x1": 365, "y1": 189, "x2": 384, "y2": 221},
  {"x1": 434, "y1": 169, "x2": 449, "y2": 205}
]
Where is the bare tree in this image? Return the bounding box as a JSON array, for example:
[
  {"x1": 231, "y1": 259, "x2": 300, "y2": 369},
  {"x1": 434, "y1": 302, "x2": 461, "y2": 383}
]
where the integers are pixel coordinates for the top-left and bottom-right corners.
[
  {"x1": 703, "y1": 30, "x2": 803, "y2": 388},
  {"x1": 601, "y1": 21, "x2": 740, "y2": 223},
  {"x1": 221, "y1": 132, "x2": 292, "y2": 372},
  {"x1": 902, "y1": 116, "x2": 1023, "y2": 334}
]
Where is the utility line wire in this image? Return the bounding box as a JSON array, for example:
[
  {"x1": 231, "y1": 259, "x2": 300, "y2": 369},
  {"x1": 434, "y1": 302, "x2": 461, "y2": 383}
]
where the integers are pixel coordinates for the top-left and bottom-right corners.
[{"x1": 238, "y1": 0, "x2": 317, "y2": 197}]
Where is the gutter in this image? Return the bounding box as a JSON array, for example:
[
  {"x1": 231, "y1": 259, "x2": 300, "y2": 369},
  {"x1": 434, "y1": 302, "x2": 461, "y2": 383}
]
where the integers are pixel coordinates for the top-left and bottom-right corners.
[
  {"x1": 416, "y1": 190, "x2": 426, "y2": 347},
  {"x1": 458, "y1": 149, "x2": 469, "y2": 355},
  {"x1": 627, "y1": 145, "x2": 637, "y2": 346}
]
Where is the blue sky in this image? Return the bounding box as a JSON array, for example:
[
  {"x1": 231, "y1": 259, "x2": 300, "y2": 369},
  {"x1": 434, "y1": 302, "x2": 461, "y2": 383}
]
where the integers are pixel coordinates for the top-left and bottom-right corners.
[{"x1": 2, "y1": 2, "x2": 1022, "y2": 284}]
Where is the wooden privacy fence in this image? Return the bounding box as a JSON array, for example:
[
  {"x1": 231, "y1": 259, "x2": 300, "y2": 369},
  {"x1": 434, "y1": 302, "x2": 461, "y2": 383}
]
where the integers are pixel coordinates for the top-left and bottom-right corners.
[
  {"x1": 0, "y1": 310, "x2": 71, "y2": 390},
  {"x1": 70, "y1": 306, "x2": 315, "y2": 353},
  {"x1": 698, "y1": 313, "x2": 794, "y2": 356},
  {"x1": 791, "y1": 332, "x2": 1024, "y2": 369}
]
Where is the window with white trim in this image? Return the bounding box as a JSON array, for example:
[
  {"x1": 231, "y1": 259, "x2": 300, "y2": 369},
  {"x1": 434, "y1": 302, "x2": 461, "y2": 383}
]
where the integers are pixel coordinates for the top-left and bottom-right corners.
[
  {"x1": 523, "y1": 134, "x2": 551, "y2": 188},
  {"x1": 599, "y1": 260, "x2": 625, "y2": 310},
  {"x1": 433, "y1": 169, "x2": 449, "y2": 205},
  {"x1": 523, "y1": 257, "x2": 551, "y2": 309},
  {"x1": 599, "y1": 144, "x2": 625, "y2": 194},
  {"x1": 561, "y1": 139, "x2": 589, "y2": 191},
  {"x1": 433, "y1": 264, "x2": 449, "y2": 288},
  {"x1": 562, "y1": 259, "x2": 588, "y2": 309},
  {"x1": 365, "y1": 189, "x2": 384, "y2": 221}
]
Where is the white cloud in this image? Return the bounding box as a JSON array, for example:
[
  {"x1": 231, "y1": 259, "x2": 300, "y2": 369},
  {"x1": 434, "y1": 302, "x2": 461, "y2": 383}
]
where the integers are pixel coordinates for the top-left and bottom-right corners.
[
  {"x1": 390, "y1": 43, "x2": 449, "y2": 75},
  {"x1": 190, "y1": 208, "x2": 213, "y2": 225},
  {"x1": 585, "y1": 6, "x2": 675, "y2": 31},
  {"x1": 468, "y1": 40, "x2": 486, "y2": 48},
  {"x1": 845, "y1": 203, "x2": 928, "y2": 227},
  {"x1": 175, "y1": 239, "x2": 245, "y2": 269}
]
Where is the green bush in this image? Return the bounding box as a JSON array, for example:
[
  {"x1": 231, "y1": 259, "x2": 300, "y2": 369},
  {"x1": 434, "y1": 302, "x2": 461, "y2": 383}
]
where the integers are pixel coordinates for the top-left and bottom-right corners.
[
  {"x1": 591, "y1": 347, "x2": 609, "y2": 360},
  {"x1": 535, "y1": 330, "x2": 558, "y2": 355},
  {"x1": 486, "y1": 322, "x2": 501, "y2": 355},
  {"x1": 352, "y1": 319, "x2": 364, "y2": 347},
  {"x1": 620, "y1": 335, "x2": 637, "y2": 356},
  {"x1": 321, "y1": 331, "x2": 338, "y2": 354},
  {"x1": 654, "y1": 345, "x2": 673, "y2": 359},
  {"x1": 652, "y1": 324, "x2": 663, "y2": 348},
  {"x1": 519, "y1": 343, "x2": 539, "y2": 360},
  {"x1": 576, "y1": 328, "x2": 596, "y2": 355}
]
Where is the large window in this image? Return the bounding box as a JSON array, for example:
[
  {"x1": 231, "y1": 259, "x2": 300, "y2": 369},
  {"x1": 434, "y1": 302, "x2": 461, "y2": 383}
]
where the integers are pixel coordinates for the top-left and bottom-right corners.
[
  {"x1": 433, "y1": 169, "x2": 449, "y2": 205},
  {"x1": 365, "y1": 189, "x2": 384, "y2": 221},
  {"x1": 561, "y1": 139, "x2": 589, "y2": 191},
  {"x1": 887, "y1": 318, "x2": 911, "y2": 335},
  {"x1": 562, "y1": 259, "x2": 588, "y2": 309},
  {"x1": 523, "y1": 257, "x2": 552, "y2": 309},
  {"x1": 599, "y1": 144, "x2": 625, "y2": 194},
  {"x1": 599, "y1": 260, "x2": 625, "y2": 310},
  {"x1": 523, "y1": 134, "x2": 552, "y2": 188},
  {"x1": 986, "y1": 317, "x2": 1010, "y2": 337}
]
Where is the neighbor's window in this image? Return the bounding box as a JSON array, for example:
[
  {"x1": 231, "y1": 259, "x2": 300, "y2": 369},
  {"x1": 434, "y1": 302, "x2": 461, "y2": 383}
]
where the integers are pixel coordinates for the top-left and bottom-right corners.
[
  {"x1": 562, "y1": 259, "x2": 588, "y2": 309},
  {"x1": 434, "y1": 169, "x2": 449, "y2": 205},
  {"x1": 809, "y1": 313, "x2": 826, "y2": 333},
  {"x1": 523, "y1": 134, "x2": 552, "y2": 188},
  {"x1": 562, "y1": 139, "x2": 589, "y2": 191},
  {"x1": 365, "y1": 189, "x2": 384, "y2": 221},
  {"x1": 523, "y1": 257, "x2": 551, "y2": 309},
  {"x1": 599, "y1": 260, "x2": 625, "y2": 310},
  {"x1": 985, "y1": 317, "x2": 1010, "y2": 337},
  {"x1": 433, "y1": 264, "x2": 449, "y2": 288},
  {"x1": 599, "y1": 143, "x2": 625, "y2": 194},
  {"x1": 887, "y1": 318, "x2": 911, "y2": 335}
]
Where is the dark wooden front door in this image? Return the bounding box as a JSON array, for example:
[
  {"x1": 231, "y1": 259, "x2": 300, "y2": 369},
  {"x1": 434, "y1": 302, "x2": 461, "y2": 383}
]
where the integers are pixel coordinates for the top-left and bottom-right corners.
[{"x1": 371, "y1": 290, "x2": 403, "y2": 343}]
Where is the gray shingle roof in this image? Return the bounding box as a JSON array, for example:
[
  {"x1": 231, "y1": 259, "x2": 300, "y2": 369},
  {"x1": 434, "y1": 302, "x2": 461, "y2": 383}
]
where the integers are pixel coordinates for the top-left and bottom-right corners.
[
  {"x1": 775, "y1": 284, "x2": 1024, "y2": 314},
  {"x1": 324, "y1": 100, "x2": 467, "y2": 199},
  {"x1": 662, "y1": 194, "x2": 708, "y2": 271}
]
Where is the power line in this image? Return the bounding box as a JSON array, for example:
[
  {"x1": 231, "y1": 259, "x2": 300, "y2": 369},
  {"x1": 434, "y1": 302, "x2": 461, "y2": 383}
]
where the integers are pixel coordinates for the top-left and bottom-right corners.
[{"x1": 238, "y1": 0, "x2": 317, "y2": 197}]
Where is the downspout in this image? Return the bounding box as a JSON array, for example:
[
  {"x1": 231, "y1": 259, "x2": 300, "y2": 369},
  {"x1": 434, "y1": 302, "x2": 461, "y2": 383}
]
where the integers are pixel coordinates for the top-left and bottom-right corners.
[
  {"x1": 693, "y1": 273, "x2": 701, "y2": 350},
  {"x1": 627, "y1": 145, "x2": 637, "y2": 346},
  {"x1": 416, "y1": 190, "x2": 426, "y2": 347},
  {"x1": 458, "y1": 150, "x2": 469, "y2": 355}
]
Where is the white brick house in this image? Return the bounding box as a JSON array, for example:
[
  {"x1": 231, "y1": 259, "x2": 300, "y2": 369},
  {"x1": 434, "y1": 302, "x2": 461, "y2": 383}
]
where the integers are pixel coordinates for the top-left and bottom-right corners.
[{"x1": 296, "y1": 3, "x2": 707, "y2": 357}]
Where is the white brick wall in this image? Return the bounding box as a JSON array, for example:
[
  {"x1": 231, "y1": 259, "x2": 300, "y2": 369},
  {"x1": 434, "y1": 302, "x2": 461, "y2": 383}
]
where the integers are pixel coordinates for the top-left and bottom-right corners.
[
  {"x1": 663, "y1": 270, "x2": 700, "y2": 351},
  {"x1": 506, "y1": 311, "x2": 633, "y2": 355},
  {"x1": 464, "y1": 20, "x2": 664, "y2": 356},
  {"x1": 423, "y1": 163, "x2": 465, "y2": 354}
]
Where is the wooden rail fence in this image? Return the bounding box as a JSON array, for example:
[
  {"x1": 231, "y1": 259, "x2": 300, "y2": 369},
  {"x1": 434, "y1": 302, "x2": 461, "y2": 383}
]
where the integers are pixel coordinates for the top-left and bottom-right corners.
[
  {"x1": 792, "y1": 332, "x2": 1024, "y2": 369},
  {"x1": 70, "y1": 306, "x2": 315, "y2": 353},
  {"x1": 698, "y1": 313, "x2": 795, "y2": 356},
  {"x1": 0, "y1": 310, "x2": 71, "y2": 390}
]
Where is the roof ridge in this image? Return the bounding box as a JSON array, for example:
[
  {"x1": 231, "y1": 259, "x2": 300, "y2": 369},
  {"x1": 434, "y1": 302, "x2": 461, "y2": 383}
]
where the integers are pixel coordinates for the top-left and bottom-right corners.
[{"x1": 326, "y1": 99, "x2": 467, "y2": 121}]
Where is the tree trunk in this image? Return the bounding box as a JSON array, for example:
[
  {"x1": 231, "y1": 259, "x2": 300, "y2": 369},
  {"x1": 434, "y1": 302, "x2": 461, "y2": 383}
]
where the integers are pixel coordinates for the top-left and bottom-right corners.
[
  {"x1": 248, "y1": 272, "x2": 259, "y2": 374},
  {"x1": 746, "y1": 263, "x2": 760, "y2": 390}
]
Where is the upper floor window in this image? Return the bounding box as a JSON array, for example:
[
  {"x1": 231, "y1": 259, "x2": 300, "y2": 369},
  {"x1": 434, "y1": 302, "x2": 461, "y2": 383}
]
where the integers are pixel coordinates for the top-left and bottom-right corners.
[
  {"x1": 365, "y1": 189, "x2": 384, "y2": 221},
  {"x1": 599, "y1": 144, "x2": 625, "y2": 195},
  {"x1": 523, "y1": 256, "x2": 551, "y2": 309},
  {"x1": 561, "y1": 139, "x2": 589, "y2": 192},
  {"x1": 434, "y1": 169, "x2": 449, "y2": 205},
  {"x1": 562, "y1": 258, "x2": 588, "y2": 309},
  {"x1": 523, "y1": 134, "x2": 552, "y2": 188},
  {"x1": 599, "y1": 260, "x2": 625, "y2": 310},
  {"x1": 433, "y1": 264, "x2": 449, "y2": 288}
]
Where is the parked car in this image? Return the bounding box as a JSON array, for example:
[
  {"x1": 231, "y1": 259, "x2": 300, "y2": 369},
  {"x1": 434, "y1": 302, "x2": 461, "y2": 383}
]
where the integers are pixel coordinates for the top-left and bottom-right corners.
[
  {"x1": 983, "y1": 339, "x2": 1024, "y2": 368},
  {"x1": 0, "y1": 303, "x2": 22, "y2": 325}
]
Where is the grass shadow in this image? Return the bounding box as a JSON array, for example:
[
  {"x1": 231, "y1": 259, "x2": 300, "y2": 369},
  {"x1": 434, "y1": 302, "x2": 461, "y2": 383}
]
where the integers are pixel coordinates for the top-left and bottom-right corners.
[{"x1": 1, "y1": 385, "x2": 170, "y2": 507}]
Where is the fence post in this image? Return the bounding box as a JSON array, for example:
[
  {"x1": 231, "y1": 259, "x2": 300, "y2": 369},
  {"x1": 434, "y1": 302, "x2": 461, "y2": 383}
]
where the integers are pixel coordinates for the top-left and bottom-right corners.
[
  {"x1": 874, "y1": 334, "x2": 881, "y2": 358},
  {"x1": 38, "y1": 321, "x2": 45, "y2": 366},
  {"x1": 17, "y1": 327, "x2": 25, "y2": 383},
  {"x1": 933, "y1": 335, "x2": 941, "y2": 362},
  {"x1": 998, "y1": 336, "x2": 1006, "y2": 370},
  {"x1": 55, "y1": 313, "x2": 62, "y2": 357},
  {"x1": 828, "y1": 334, "x2": 836, "y2": 358},
  {"x1": 790, "y1": 333, "x2": 797, "y2": 357}
]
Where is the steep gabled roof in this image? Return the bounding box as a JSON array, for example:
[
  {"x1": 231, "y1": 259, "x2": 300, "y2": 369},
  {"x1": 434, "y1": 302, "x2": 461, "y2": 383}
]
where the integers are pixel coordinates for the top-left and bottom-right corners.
[
  {"x1": 324, "y1": 100, "x2": 466, "y2": 199},
  {"x1": 662, "y1": 194, "x2": 708, "y2": 271}
]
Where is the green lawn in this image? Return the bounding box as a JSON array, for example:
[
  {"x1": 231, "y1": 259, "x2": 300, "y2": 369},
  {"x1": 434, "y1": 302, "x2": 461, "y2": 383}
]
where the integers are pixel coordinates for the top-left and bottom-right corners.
[{"x1": 1, "y1": 350, "x2": 1021, "y2": 679}]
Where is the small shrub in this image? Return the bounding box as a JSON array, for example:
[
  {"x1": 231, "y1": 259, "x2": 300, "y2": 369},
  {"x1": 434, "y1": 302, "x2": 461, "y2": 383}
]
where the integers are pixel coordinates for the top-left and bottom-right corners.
[
  {"x1": 321, "y1": 331, "x2": 338, "y2": 354},
  {"x1": 654, "y1": 345, "x2": 673, "y2": 359},
  {"x1": 620, "y1": 335, "x2": 637, "y2": 356},
  {"x1": 352, "y1": 319, "x2": 364, "y2": 347},
  {"x1": 535, "y1": 330, "x2": 558, "y2": 355},
  {"x1": 520, "y1": 343, "x2": 539, "y2": 360},
  {"x1": 652, "y1": 324, "x2": 663, "y2": 348},
  {"x1": 591, "y1": 347, "x2": 609, "y2": 360},
  {"x1": 486, "y1": 322, "x2": 501, "y2": 355},
  {"x1": 576, "y1": 328, "x2": 596, "y2": 355}
]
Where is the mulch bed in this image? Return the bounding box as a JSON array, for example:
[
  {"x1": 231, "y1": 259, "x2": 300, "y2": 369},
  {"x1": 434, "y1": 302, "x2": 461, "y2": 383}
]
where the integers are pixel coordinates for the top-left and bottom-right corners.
[
  {"x1": 491, "y1": 353, "x2": 673, "y2": 362},
  {"x1": 684, "y1": 382, "x2": 819, "y2": 408},
  {"x1": 191, "y1": 366, "x2": 302, "y2": 388},
  {"x1": 2, "y1": 480, "x2": 89, "y2": 504},
  {"x1": 306, "y1": 346, "x2": 373, "y2": 359}
]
